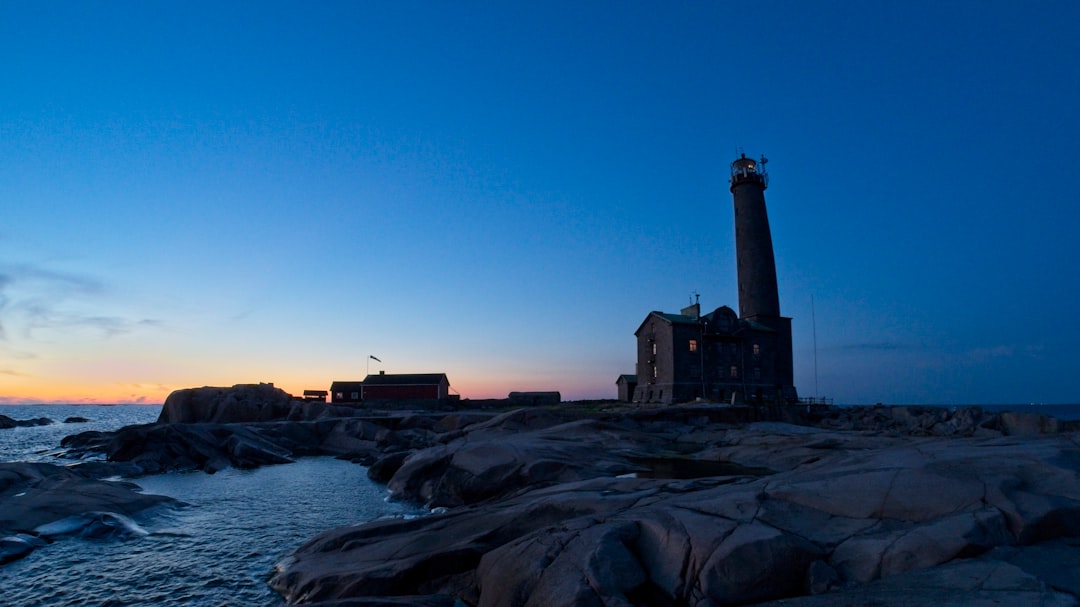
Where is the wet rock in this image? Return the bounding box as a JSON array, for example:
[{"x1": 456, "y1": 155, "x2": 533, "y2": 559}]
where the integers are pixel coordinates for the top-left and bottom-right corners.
[
  {"x1": 34, "y1": 511, "x2": 149, "y2": 540},
  {"x1": 367, "y1": 451, "x2": 412, "y2": 483},
  {"x1": 0, "y1": 462, "x2": 174, "y2": 563},
  {"x1": 0, "y1": 414, "x2": 53, "y2": 429},
  {"x1": 0, "y1": 533, "x2": 48, "y2": 565}
]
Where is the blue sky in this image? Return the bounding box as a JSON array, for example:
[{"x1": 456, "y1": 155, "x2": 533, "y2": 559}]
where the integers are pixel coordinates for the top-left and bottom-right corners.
[{"x1": 2, "y1": 1, "x2": 1078, "y2": 404}]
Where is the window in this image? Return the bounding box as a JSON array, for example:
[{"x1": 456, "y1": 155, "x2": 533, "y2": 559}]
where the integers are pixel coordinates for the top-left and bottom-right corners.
[
  {"x1": 690, "y1": 366, "x2": 701, "y2": 379},
  {"x1": 730, "y1": 365, "x2": 739, "y2": 379},
  {"x1": 652, "y1": 365, "x2": 658, "y2": 379},
  {"x1": 335, "y1": 392, "x2": 343, "y2": 400},
  {"x1": 753, "y1": 367, "x2": 761, "y2": 380},
  {"x1": 651, "y1": 343, "x2": 657, "y2": 356},
  {"x1": 351, "y1": 392, "x2": 360, "y2": 399},
  {"x1": 689, "y1": 339, "x2": 698, "y2": 353},
  {"x1": 753, "y1": 343, "x2": 761, "y2": 356}
]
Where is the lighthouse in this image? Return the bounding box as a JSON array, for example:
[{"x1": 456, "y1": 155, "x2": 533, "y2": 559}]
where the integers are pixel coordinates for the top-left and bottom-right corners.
[
  {"x1": 729, "y1": 153, "x2": 795, "y2": 400},
  {"x1": 624, "y1": 152, "x2": 798, "y2": 405}
]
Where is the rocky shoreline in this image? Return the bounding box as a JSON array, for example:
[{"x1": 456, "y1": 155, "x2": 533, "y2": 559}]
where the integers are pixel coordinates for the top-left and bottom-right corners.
[
  {"x1": 0, "y1": 461, "x2": 174, "y2": 564},
  {"x1": 4, "y1": 384, "x2": 1080, "y2": 605}
]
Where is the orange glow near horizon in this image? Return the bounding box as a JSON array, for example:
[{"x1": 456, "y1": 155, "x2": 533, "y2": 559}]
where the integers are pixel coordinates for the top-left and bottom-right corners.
[
  {"x1": 0, "y1": 385, "x2": 172, "y2": 406},
  {"x1": 0, "y1": 372, "x2": 614, "y2": 406}
]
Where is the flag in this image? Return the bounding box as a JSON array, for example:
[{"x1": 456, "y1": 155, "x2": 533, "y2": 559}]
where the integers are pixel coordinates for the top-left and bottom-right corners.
[{"x1": 370, "y1": 355, "x2": 382, "y2": 363}]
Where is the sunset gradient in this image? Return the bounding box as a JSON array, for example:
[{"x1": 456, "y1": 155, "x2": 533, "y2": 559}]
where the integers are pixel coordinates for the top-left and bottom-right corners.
[{"x1": 3, "y1": 2, "x2": 1078, "y2": 405}]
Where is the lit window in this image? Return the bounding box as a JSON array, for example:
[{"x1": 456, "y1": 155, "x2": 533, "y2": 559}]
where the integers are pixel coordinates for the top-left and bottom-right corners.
[
  {"x1": 689, "y1": 339, "x2": 698, "y2": 352},
  {"x1": 335, "y1": 392, "x2": 343, "y2": 400},
  {"x1": 653, "y1": 366, "x2": 658, "y2": 379},
  {"x1": 753, "y1": 343, "x2": 761, "y2": 356},
  {"x1": 730, "y1": 366, "x2": 738, "y2": 379},
  {"x1": 652, "y1": 343, "x2": 657, "y2": 355}
]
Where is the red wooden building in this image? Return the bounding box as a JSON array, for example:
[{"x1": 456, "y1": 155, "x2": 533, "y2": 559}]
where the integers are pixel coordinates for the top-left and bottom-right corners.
[{"x1": 330, "y1": 372, "x2": 450, "y2": 403}]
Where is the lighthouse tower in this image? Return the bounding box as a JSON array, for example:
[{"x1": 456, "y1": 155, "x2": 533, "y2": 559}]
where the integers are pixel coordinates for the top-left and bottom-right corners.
[
  {"x1": 730, "y1": 153, "x2": 780, "y2": 319},
  {"x1": 729, "y1": 153, "x2": 796, "y2": 400}
]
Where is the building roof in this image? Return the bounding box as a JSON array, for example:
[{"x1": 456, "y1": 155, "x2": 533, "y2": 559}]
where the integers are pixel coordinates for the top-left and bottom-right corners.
[
  {"x1": 616, "y1": 374, "x2": 638, "y2": 384},
  {"x1": 634, "y1": 310, "x2": 704, "y2": 336},
  {"x1": 329, "y1": 381, "x2": 365, "y2": 391},
  {"x1": 654, "y1": 312, "x2": 702, "y2": 325},
  {"x1": 362, "y1": 373, "x2": 449, "y2": 386}
]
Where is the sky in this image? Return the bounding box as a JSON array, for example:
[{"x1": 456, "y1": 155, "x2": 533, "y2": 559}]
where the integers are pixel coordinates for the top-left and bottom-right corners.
[{"x1": 2, "y1": 1, "x2": 1078, "y2": 405}]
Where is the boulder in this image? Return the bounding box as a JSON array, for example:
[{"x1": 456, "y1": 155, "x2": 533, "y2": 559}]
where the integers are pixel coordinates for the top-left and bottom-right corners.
[{"x1": 158, "y1": 383, "x2": 296, "y2": 423}]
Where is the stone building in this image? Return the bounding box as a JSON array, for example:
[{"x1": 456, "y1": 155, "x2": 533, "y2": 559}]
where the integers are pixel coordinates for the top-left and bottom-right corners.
[{"x1": 629, "y1": 154, "x2": 797, "y2": 404}]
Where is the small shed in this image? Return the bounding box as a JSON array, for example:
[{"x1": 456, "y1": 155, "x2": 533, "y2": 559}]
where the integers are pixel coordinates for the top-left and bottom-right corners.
[
  {"x1": 508, "y1": 391, "x2": 561, "y2": 407},
  {"x1": 616, "y1": 374, "x2": 638, "y2": 403},
  {"x1": 302, "y1": 389, "x2": 328, "y2": 402}
]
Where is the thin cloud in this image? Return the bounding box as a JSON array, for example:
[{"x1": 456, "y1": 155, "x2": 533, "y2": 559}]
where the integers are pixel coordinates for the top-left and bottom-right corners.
[
  {"x1": 962, "y1": 344, "x2": 1045, "y2": 364},
  {"x1": 20, "y1": 302, "x2": 141, "y2": 338},
  {"x1": 0, "y1": 262, "x2": 160, "y2": 345},
  {"x1": 0, "y1": 396, "x2": 46, "y2": 405}
]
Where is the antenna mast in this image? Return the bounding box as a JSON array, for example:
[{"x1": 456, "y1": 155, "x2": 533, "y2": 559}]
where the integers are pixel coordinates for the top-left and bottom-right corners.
[{"x1": 811, "y1": 294, "x2": 819, "y2": 399}]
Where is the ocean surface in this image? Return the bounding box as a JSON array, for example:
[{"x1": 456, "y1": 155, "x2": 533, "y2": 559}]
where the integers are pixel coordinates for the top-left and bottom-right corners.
[
  {"x1": 851, "y1": 403, "x2": 1080, "y2": 421},
  {"x1": 1, "y1": 405, "x2": 422, "y2": 606}
]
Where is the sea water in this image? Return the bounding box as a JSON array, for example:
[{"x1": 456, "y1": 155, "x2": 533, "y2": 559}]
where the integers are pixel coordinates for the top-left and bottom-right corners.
[{"x1": 1, "y1": 405, "x2": 421, "y2": 606}]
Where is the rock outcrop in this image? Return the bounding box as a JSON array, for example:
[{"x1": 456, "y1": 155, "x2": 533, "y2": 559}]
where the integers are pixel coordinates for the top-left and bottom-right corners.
[
  {"x1": 48, "y1": 385, "x2": 1080, "y2": 605},
  {"x1": 0, "y1": 462, "x2": 175, "y2": 564},
  {"x1": 157, "y1": 383, "x2": 368, "y2": 424},
  {"x1": 270, "y1": 410, "x2": 1080, "y2": 606},
  {"x1": 0, "y1": 414, "x2": 53, "y2": 429},
  {"x1": 60, "y1": 414, "x2": 456, "y2": 475}
]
